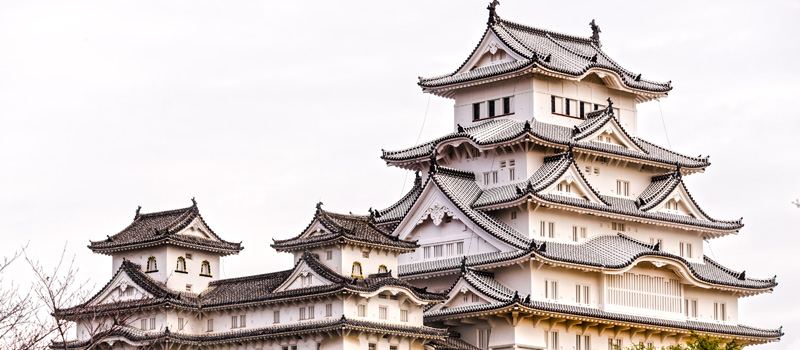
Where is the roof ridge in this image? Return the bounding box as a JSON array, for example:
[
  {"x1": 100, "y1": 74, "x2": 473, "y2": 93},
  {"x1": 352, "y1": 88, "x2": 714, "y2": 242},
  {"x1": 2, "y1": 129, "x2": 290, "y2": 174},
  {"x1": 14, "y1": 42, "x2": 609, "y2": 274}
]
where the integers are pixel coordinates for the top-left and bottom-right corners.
[
  {"x1": 209, "y1": 269, "x2": 293, "y2": 286},
  {"x1": 496, "y1": 18, "x2": 593, "y2": 44},
  {"x1": 435, "y1": 166, "x2": 476, "y2": 180}
]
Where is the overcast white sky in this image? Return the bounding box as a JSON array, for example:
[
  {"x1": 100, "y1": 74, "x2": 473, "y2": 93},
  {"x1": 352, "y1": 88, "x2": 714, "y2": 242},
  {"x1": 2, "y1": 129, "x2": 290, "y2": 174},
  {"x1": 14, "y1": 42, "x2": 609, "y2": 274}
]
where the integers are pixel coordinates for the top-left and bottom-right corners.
[{"x1": 1, "y1": 0, "x2": 798, "y2": 348}]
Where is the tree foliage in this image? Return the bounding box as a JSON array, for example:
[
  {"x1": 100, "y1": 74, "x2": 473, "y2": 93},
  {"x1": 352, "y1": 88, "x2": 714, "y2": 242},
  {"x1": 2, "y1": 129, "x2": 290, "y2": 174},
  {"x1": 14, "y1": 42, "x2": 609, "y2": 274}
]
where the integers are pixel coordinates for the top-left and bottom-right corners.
[{"x1": 621, "y1": 331, "x2": 743, "y2": 350}]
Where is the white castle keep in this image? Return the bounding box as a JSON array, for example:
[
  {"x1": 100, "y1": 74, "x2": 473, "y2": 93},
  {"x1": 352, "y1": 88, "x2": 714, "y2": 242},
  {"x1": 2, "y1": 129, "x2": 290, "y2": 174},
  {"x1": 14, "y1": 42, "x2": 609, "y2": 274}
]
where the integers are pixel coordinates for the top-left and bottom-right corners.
[{"x1": 53, "y1": 4, "x2": 782, "y2": 350}]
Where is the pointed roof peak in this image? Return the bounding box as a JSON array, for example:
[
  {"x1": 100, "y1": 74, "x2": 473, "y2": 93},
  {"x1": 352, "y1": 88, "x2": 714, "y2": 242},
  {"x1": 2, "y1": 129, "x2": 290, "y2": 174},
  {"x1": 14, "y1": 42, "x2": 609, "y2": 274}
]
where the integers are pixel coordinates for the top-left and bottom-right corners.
[{"x1": 486, "y1": 0, "x2": 500, "y2": 25}]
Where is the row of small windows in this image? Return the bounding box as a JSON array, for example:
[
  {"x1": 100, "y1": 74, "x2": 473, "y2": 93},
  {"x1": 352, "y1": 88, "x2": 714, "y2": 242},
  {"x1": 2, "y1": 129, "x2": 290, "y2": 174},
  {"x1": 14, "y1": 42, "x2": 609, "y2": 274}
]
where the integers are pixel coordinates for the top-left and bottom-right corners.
[
  {"x1": 473, "y1": 96, "x2": 514, "y2": 121},
  {"x1": 145, "y1": 256, "x2": 211, "y2": 277},
  {"x1": 349, "y1": 262, "x2": 388, "y2": 278},
  {"x1": 423, "y1": 242, "x2": 464, "y2": 259},
  {"x1": 551, "y1": 95, "x2": 619, "y2": 119},
  {"x1": 357, "y1": 304, "x2": 409, "y2": 322},
  {"x1": 483, "y1": 159, "x2": 516, "y2": 185}
]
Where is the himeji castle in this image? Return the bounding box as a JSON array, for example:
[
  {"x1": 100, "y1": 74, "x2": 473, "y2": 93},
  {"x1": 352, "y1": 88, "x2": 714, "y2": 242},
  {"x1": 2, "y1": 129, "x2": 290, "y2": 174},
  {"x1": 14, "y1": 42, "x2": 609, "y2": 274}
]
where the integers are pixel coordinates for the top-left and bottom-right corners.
[{"x1": 53, "y1": 4, "x2": 782, "y2": 350}]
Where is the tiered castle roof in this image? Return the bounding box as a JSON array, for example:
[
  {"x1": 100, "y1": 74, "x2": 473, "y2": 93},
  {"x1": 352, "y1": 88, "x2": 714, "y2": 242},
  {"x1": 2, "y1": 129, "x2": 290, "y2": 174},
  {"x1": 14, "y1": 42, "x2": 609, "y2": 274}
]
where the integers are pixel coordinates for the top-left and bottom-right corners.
[
  {"x1": 382, "y1": 107, "x2": 711, "y2": 171},
  {"x1": 272, "y1": 204, "x2": 419, "y2": 252},
  {"x1": 423, "y1": 265, "x2": 782, "y2": 341},
  {"x1": 88, "y1": 199, "x2": 242, "y2": 255},
  {"x1": 418, "y1": 13, "x2": 671, "y2": 99}
]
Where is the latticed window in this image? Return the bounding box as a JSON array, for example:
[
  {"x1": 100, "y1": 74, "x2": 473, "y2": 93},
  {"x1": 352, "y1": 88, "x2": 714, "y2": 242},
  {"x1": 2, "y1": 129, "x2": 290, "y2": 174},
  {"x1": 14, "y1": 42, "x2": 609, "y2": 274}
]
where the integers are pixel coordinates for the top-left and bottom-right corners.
[
  {"x1": 146, "y1": 256, "x2": 157, "y2": 272},
  {"x1": 176, "y1": 256, "x2": 187, "y2": 272},
  {"x1": 200, "y1": 260, "x2": 211, "y2": 276},
  {"x1": 351, "y1": 262, "x2": 362, "y2": 278},
  {"x1": 378, "y1": 265, "x2": 387, "y2": 273}
]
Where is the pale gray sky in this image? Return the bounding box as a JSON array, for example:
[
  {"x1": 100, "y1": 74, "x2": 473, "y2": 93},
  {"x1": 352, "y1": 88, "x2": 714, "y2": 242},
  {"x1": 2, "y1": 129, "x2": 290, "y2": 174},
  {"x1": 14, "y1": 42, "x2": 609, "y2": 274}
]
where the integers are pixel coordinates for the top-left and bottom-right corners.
[{"x1": 1, "y1": 1, "x2": 798, "y2": 348}]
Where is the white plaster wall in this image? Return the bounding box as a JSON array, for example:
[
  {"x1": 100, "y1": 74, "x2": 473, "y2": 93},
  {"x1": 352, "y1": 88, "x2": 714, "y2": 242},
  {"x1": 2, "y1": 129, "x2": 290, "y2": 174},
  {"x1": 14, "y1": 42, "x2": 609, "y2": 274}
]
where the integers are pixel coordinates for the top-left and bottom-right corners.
[
  {"x1": 532, "y1": 74, "x2": 639, "y2": 135},
  {"x1": 399, "y1": 219, "x2": 497, "y2": 265},
  {"x1": 165, "y1": 245, "x2": 220, "y2": 292},
  {"x1": 684, "y1": 285, "x2": 739, "y2": 324},
  {"x1": 453, "y1": 77, "x2": 534, "y2": 130},
  {"x1": 111, "y1": 246, "x2": 168, "y2": 282}
]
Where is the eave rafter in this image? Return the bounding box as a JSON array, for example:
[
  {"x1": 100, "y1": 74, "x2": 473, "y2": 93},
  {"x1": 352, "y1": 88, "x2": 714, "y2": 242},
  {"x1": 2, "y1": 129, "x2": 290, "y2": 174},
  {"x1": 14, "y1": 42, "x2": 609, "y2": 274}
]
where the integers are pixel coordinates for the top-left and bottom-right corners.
[{"x1": 427, "y1": 304, "x2": 780, "y2": 346}]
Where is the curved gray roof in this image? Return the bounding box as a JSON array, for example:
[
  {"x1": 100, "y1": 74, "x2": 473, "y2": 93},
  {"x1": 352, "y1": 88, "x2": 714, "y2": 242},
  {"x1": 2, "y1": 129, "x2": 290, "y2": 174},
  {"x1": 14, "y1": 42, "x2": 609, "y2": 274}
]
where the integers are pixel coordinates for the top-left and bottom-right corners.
[
  {"x1": 382, "y1": 112, "x2": 710, "y2": 169},
  {"x1": 419, "y1": 17, "x2": 671, "y2": 93}
]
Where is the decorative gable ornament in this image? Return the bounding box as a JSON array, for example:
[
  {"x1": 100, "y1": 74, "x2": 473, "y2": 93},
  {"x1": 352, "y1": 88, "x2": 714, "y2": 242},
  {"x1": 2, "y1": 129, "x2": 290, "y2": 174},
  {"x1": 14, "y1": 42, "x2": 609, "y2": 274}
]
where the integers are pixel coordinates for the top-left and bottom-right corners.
[
  {"x1": 417, "y1": 201, "x2": 456, "y2": 226},
  {"x1": 488, "y1": 42, "x2": 498, "y2": 55}
]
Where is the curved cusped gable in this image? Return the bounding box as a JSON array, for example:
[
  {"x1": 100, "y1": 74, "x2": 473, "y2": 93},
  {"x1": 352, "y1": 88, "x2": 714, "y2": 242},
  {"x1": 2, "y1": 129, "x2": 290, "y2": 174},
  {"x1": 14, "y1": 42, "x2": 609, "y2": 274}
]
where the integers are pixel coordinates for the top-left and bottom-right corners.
[
  {"x1": 393, "y1": 169, "x2": 530, "y2": 251},
  {"x1": 457, "y1": 30, "x2": 525, "y2": 74}
]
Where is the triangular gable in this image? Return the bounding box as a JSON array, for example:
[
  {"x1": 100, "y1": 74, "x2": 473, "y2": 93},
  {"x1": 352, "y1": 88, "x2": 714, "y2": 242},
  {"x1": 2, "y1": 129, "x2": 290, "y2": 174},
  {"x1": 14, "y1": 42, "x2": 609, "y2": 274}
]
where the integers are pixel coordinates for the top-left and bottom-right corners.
[
  {"x1": 427, "y1": 268, "x2": 513, "y2": 313},
  {"x1": 272, "y1": 257, "x2": 337, "y2": 293},
  {"x1": 87, "y1": 268, "x2": 154, "y2": 306},
  {"x1": 646, "y1": 182, "x2": 711, "y2": 221},
  {"x1": 175, "y1": 217, "x2": 217, "y2": 240},
  {"x1": 394, "y1": 180, "x2": 516, "y2": 253},
  {"x1": 578, "y1": 115, "x2": 644, "y2": 153},
  {"x1": 456, "y1": 30, "x2": 526, "y2": 75},
  {"x1": 541, "y1": 162, "x2": 605, "y2": 204}
]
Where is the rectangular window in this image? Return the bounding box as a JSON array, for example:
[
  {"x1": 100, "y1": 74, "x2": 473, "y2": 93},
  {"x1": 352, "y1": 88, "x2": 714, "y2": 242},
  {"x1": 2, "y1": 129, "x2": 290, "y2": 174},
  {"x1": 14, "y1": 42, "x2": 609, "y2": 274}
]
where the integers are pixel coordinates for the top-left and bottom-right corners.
[
  {"x1": 434, "y1": 244, "x2": 443, "y2": 257},
  {"x1": 308, "y1": 306, "x2": 315, "y2": 319},
  {"x1": 580, "y1": 102, "x2": 586, "y2": 118},
  {"x1": 545, "y1": 280, "x2": 558, "y2": 300},
  {"x1": 616, "y1": 180, "x2": 630, "y2": 196},
  {"x1": 326, "y1": 303, "x2": 333, "y2": 317},
  {"x1": 391, "y1": 347, "x2": 398, "y2": 350},
  {"x1": 680, "y1": 242, "x2": 693, "y2": 258},
  {"x1": 185, "y1": 284, "x2": 192, "y2": 292},
  {"x1": 240, "y1": 315, "x2": 246, "y2": 327},
  {"x1": 400, "y1": 309, "x2": 408, "y2": 322},
  {"x1": 572, "y1": 226, "x2": 586, "y2": 241},
  {"x1": 565, "y1": 98, "x2": 571, "y2": 116},
  {"x1": 488, "y1": 100, "x2": 496, "y2": 117},
  {"x1": 150, "y1": 317, "x2": 156, "y2": 330},
  {"x1": 608, "y1": 339, "x2": 622, "y2": 350},
  {"x1": 477, "y1": 329, "x2": 491, "y2": 350},
  {"x1": 509, "y1": 159, "x2": 515, "y2": 166},
  {"x1": 231, "y1": 315, "x2": 238, "y2": 328},
  {"x1": 611, "y1": 222, "x2": 626, "y2": 231},
  {"x1": 273, "y1": 311, "x2": 280, "y2": 324},
  {"x1": 509, "y1": 167, "x2": 515, "y2": 180},
  {"x1": 423, "y1": 246, "x2": 431, "y2": 259},
  {"x1": 714, "y1": 302, "x2": 726, "y2": 321},
  {"x1": 584, "y1": 335, "x2": 591, "y2": 350},
  {"x1": 545, "y1": 330, "x2": 559, "y2": 350},
  {"x1": 362, "y1": 251, "x2": 369, "y2": 258},
  {"x1": 369, "y1": 344, "x2": 376, "y2": 350},
  {"x1": 473, "y1": 103, "x2": 481, "y2": 121},
  {"x1": 685, "y1": 299, "x2": 698, "y2": 318},
  {"x1": 456, "y1": 242, "x2": 464, "y2": 254},
  {"x1": 185, "y1": 253, "x2": 192, "y2": 260},
  {"x1": 326, "y1": 250, "x2": 333, "y2": 260},
  {"x1": 358, "y1": 304, "x2": 366, "y2": 317},
  {"x1": 552, "y1": 96, "x2": 564, "y2": 114},
  {"x1": 492, "y1": 171, "x2": 498, "y2": 184},
  {"x1": 379, "y1": 306, "x2": 388, "y2": 320},
  {"x1": 472, "y1": 294, "x2": 480, "y2": 302},
  {"x1": 483, "y1": 172, "x2": 490, "y2": 185},
  {"x1": 575, "y1": 284, "x2": 590, "y2": 304},
  {"x1": 299, "y1": 307, "x2": 306, "y2": 320},
  {"x1": 503, "y1": 97, "x2": 512, "y2": 114},
  {"x1": 446, "y1": 243, "x2": 454, "y2": 256},
  {"x1": 540, "y1": 221, "x2": 555, "y2": 238},
  {"x1": 500, "y1": 160, "x2": 506, "y2": 168},
  {"x1": 511, "y1": 211, "x2": 517, "y2": 220},
  {"x1": 594, "y1": 167, "x2": 600, "y2": 174},
  {"x1": 551, "y1": 96, "x2": 556, "y2": 114},
  {"x1": 141, "y1": 319, "x2": 147, "y2": 330},
  {"x1": 178, "y1": 317, "x2": 184, "y2": 331},
  {"x1": 207, "y1": 319, "x2": 213, "y2": 332}
]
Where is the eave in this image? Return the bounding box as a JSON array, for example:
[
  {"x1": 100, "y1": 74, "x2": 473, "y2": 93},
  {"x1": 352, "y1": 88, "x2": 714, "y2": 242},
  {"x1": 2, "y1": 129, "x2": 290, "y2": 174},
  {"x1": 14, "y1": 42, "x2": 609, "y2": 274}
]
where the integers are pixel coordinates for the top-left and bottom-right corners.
[
  {"x1": 425, "y1": 303, "x2": 781, "y2": 345},
  {"x1": 474, "y1": 194, "x2": 739, "y2": 238}
]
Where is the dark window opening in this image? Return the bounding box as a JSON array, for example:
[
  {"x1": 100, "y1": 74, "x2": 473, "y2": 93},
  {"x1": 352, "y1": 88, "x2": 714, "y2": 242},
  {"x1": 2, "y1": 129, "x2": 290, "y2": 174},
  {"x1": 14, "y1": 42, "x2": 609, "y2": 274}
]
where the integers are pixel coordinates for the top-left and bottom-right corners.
[
  {"x1": 580, "y1": 102, "x2": 585, "y2": 118},
  {"x1": 565, "y1": 98, "x2": 571, "y2": 115},
  {"x1": 551, "y1": 96, "x2": 556, "y2": 113},
  {"x1": 473, "y1": 103, "x2": 481, "y2": 121},
  {"x1": 488, "y1": 100, "x2": 496, "y2": 117},
  {"x1": 594, "y1": 104, "x2": 600, "y2": 111},
  {"x1": 503, "y1": 97, "x2": 511, "y2": 114}
]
